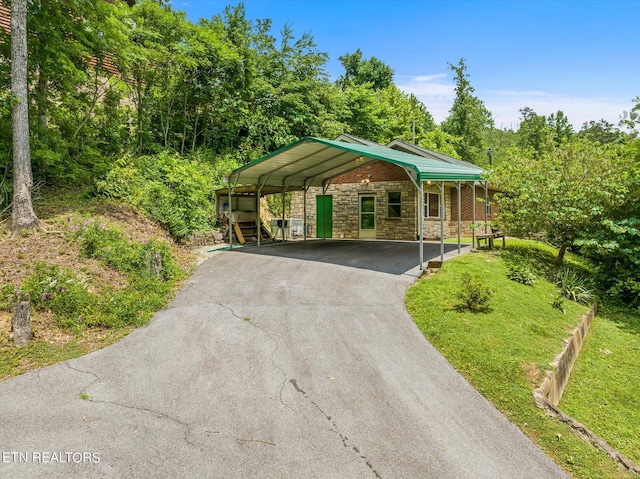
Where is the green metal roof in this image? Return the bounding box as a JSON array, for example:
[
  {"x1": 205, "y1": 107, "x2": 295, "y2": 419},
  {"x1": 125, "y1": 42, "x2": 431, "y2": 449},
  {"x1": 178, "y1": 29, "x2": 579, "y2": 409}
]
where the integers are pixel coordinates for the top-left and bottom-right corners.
[{"x1": 226, "y1": 137, "x2": 484, "y2": 188}]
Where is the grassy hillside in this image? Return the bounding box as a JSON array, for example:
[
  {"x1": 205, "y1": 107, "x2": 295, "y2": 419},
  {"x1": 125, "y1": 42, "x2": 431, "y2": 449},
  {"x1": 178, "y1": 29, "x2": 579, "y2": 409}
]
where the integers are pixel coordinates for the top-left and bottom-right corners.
[
  {"x1": 406, "y1": 240, "x2": 638, "y2": 479},
  {"x1": 0, "y1": 189, "x2": 197, "y2": 380}
]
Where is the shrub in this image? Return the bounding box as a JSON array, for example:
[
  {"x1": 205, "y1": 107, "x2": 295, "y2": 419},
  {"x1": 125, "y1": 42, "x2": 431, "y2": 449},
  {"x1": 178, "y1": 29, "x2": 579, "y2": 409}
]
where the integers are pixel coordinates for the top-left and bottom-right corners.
[
  {"x1": 96, "y1": 152, "x2": 216, "y2": 242},
  {"x1": 555, "y1": 267, "x2": 595, "y2": 305},
  {"x1": 507, "y1": 263, "x2": 537, "y2": 286},
  {"x1": 18, "y1": 262, "x2": 95, "y2": 328},
  {"x1": 76, "y1": 221, "x2": 180, "y2": 281},
  {"x1": 456, "y1": 273, "x2": 494, "y2": 312}
]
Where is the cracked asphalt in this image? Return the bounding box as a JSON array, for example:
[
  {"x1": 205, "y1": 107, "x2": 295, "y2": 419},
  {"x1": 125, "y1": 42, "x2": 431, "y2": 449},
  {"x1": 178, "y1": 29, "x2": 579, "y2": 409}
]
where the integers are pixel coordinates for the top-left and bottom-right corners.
[{"x1": 0, "y1": 240, "x2": 567, "y2": 478}]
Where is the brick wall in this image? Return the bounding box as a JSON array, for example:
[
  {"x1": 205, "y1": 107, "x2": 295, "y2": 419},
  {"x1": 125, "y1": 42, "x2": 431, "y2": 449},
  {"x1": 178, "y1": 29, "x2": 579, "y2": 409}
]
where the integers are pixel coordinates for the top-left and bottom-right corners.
[
  {"x1": 332, "y1": 161, "x2": 409, "y2": 184},
  {"x1": 450, "y1": 184, "x2": 499, "y2": 222}
]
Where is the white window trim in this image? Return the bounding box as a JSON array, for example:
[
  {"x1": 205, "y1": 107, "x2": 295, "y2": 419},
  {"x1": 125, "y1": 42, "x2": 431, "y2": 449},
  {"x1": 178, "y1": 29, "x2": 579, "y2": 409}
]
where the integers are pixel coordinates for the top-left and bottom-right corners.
[{"x1": 424, "y1": 192, "x2": 443, "y2": 219}]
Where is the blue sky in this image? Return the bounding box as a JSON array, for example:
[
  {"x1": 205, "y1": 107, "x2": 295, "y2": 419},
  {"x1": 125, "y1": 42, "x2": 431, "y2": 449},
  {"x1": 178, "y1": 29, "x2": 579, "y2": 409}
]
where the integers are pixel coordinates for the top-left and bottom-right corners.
[{"x1": 169, "y1": 0, "x2": 639, "y2": 130}]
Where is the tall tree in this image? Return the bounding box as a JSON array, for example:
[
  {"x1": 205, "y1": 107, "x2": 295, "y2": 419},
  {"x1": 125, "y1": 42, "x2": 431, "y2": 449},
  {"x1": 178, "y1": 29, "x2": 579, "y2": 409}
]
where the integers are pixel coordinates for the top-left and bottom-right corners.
[
  {"x1": 517, "y1": 106, "x2": 554, "y2": 157},
  {"x1": 441, "y1": 58, "x2": 493, "y2": 165},
  {"x1": 337, "y1": 49, "x2": 394, "y2": 91},
  {"x1": 489, "y1": 139, "x2": 630, "y2": 265},
  {"x1": 10, "y1": 0, "x2": 41, "y2": 233},
  {"x1": 578, "y1": 119, "x2": 624, "y2": 144},
  {"x1": 547, "y1": 110, "x2": 573, "y2": 145}
]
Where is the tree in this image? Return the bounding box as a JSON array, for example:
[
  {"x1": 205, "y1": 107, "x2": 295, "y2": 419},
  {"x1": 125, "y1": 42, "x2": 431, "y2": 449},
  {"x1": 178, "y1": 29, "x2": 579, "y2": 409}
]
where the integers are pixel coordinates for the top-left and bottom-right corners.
[
  {"x1": 489, "y1": 139, "x2": 631, "y2": 265},
  {"x1": 578, "y1": 119, "x2": 624, "y2": 144},
  {"x1": 336, "y1": 49, "x2": 394, "y2": 91},
  {"x1": 619, "y1": 96, "x2": 640, "y2": 137},
  {"x1": 441, "y1": 58, "x2": 493, "y2": 165},
  {"x1": 10, "y1": 0, "x2": 41, "y2": 233},
  {"x1": 547, "y1": 110, "x2": 573, "y2": 145},
  {"x1": 576, "y1": 140, "x2": 640, "y2": 306},
  {"x1": 517, "y1": 107, "x2": 554, "y2": 157}
]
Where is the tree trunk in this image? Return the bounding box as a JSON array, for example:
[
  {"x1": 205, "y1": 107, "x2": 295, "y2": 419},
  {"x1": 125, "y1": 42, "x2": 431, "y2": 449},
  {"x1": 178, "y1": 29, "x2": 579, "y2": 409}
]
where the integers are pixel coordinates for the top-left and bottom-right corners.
[
  {"x1": 555, "y1": 244, "x2": 567, "y2": 266},
  {"x1": 12, "y1": 301, "x2": 32, "y2": 346},
  {"x1": 10, "y1": 0, "x2": 41, "y2": 234}
]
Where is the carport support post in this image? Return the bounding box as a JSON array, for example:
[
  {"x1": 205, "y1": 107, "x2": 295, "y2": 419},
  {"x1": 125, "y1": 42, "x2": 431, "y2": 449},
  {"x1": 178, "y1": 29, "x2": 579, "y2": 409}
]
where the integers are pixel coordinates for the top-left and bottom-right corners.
[
  {"x1": 457, "y1": 181, "x2": 461, "y2": 255},
  {"x1": 418, "y1": 181, "x2": 424, "y2": 270},
  {"x1": 228, "y1": 184, "x2": 234, "y2": 249},
  {"x1": 472, "y1": 181, "x2": 476, "y2": 250},
  {"x1": 303, "y1": 185, "x2": 307, "y2": 241},
  {"x1": 257, "y1": 186, "x2": 262, "y2": 247},
  {"x1": 440, "y1": 181, "x2": 445, "y2": 262},
  {"x1": 484, "y1": 181, "x2": 489, "y2": 234},
  {"x1": 281, "y1": 185, "x2": 286, "y2": 242}
]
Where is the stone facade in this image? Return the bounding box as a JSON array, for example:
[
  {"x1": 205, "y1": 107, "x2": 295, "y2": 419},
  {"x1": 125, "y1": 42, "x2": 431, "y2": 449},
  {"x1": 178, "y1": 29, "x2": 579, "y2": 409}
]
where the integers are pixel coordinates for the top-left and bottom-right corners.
[{"x1": 288, "y1": 161, "x2": 499, "y2": 240}]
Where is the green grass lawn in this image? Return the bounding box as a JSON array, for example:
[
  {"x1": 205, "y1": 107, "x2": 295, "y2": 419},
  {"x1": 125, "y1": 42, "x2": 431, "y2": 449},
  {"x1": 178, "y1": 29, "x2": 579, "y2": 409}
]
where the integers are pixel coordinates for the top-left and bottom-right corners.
[
  {"x1": 560, "y1": 308, "x2": 640, "y2": 465},
  {"x1": 406, "y1": 240, "x2": 636, "y2": 479}
]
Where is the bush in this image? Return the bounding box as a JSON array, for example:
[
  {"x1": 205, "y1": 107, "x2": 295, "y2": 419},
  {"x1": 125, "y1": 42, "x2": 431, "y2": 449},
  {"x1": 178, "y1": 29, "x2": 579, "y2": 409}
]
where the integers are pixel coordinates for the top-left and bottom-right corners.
[
  {"x1": 17, "y1": 262, "x2": 95, "y2": 328},
  {"x1": 456, "y1": 273, "x2": 494, "y2": 312},
  {"x1": 76, "y1": 221, "x2": 180, "y2": 281},
  {"x1": 96, "y1": 152, "x2": 216, "y2": 242},
  {"x1": 555, "y1": 267, "x2": 595, "y2": 305},
  {"x1": 507, "y1": 263, "x2": 537, "y2": 286}
]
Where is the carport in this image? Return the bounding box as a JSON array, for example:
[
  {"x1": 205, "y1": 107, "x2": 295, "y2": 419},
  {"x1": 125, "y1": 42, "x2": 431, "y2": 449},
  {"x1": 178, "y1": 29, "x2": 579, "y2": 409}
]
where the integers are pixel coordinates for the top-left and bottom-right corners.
[{"x1": 224, "y1": 137, "x2": 485, "y2": 270}]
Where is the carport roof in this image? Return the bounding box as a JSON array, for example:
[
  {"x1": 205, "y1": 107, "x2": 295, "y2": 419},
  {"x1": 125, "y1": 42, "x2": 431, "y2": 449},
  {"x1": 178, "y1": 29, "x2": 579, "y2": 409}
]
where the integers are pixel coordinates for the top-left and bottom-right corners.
[{"x1": 226, "y1": 137, "x2": 484, "y2": 188}]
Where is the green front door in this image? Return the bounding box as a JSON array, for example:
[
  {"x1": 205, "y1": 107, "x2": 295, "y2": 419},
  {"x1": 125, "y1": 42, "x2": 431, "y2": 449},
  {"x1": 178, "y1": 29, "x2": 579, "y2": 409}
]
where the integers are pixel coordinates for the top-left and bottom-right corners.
[{"x1": 316, "y1": 195, "x2": 333, "y2": 238}]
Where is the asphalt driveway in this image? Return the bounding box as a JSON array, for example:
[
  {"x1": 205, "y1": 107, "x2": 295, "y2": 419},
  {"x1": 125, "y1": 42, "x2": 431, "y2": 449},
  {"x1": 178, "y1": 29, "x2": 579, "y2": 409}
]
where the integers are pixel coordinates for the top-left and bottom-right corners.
[{"x1": 0, "y1": 240, "x2": 567, "y2": 478}]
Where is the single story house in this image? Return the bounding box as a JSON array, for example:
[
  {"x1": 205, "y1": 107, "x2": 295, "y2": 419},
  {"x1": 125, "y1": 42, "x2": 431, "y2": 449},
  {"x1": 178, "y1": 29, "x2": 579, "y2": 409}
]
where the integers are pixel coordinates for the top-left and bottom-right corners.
[
  {"x1": 217, "y1": 135, "x2": 499, "y2": 269},
  {"x1": 288, "y1": 134, "x2": 499, "y2": 241}
]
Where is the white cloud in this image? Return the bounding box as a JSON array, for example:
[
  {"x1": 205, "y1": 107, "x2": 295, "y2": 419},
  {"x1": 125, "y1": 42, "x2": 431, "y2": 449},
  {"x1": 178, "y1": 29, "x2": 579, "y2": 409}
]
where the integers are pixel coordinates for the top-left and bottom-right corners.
[
  {"x1": 397, "y1": 75, "x2": 631, "y2": 130},
  {"x1": 396, "y1": 74, "x2": 455, "y2": 124}
]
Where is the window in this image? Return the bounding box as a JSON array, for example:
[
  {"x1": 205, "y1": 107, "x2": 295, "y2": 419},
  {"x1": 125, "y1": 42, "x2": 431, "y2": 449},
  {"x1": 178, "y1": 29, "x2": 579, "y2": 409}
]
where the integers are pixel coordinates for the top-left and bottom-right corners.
[
  {"x1": 425, "y1": 193, "x2": 440, "y2": 218},
  {"x1": 387, "y1": 192, "x2": 401, "y2": 218}
]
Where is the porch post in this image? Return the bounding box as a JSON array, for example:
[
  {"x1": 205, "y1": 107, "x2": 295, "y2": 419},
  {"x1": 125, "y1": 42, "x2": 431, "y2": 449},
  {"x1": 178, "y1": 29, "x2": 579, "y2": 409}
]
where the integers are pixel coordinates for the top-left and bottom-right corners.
[
  {"x1": 281, "y1": 185, "x2": 286, "y2": 242},
  {"x1": 440, "y1": 181, "x2": 445, "y2": 262},
  {"x1": 484, "y1": 181, "x2": 489, "y2": 234},
  {"x1": 457, "y1": 181, "x2": 461, "y2": 255},
  {"x1": 418, "y1": 181, "x2": 424, "y2": 270},
  {"x1": 472, "y1": 181, "x2": 476, "y2": 250}
]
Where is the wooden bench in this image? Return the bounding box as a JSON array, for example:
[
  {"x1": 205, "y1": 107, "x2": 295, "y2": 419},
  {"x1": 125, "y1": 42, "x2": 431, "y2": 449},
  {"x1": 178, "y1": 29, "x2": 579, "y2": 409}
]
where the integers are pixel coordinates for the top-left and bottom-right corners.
[{"x1": 475, "y1": 232, "x2": 505, "y2": 250}]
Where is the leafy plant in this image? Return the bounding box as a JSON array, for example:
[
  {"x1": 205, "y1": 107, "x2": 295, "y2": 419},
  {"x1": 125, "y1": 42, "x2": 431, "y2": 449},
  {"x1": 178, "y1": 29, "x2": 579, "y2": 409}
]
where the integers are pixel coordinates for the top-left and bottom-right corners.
[
  {"x1": 507, "y1": 263, "x2": 537, "y2": 286},
  {"x1": 555, "y1": 267, "x2": 595, "y2": 305},
  {"x1": 75, "y1": 220, "x2": 180, "y2": 281},
  {"x1": 18, "y1": 262, "x2": 95, "y2": 328},
  {"x1": 96, "y1": 152, "x2": 216, "y2": 242},
  {"x1": 456, "y1": 272, "x2": 494, "y2": 312}
]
